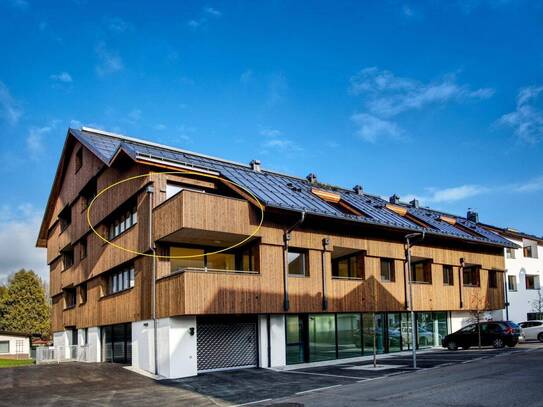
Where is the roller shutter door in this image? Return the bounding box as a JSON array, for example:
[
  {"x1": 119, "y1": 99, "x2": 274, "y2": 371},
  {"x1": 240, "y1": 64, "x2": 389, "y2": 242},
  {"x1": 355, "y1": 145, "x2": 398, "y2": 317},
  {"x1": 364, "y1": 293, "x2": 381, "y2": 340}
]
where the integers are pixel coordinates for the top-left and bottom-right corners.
[{"x1": 197, "y1": 316, "x2": 258, "y2": 372}]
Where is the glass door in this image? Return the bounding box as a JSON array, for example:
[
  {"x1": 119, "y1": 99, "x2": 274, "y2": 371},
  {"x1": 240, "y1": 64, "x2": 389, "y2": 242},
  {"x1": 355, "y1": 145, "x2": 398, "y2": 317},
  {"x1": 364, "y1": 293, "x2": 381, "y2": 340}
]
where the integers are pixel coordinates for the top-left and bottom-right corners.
[
  {"x1": 337, "y1": 314, "x2": 362, "y2": 359},
  {"x1": 308, "y1": 314, "x2": 337, "y2": 362},
  {"x1": 387, "y1": 313, "x2": 401, "y2": 352},
  {"x1": 401, "y1": 313, "x2": 412, "y2": 351},
  {"x1": 286, "y1": 315, "x2": 306, "y2": 364}
]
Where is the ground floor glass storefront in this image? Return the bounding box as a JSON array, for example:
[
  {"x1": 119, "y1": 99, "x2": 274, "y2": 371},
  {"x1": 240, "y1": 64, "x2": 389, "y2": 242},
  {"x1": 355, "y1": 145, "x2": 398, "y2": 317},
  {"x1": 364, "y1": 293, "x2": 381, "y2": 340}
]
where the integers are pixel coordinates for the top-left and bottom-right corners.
[{"x1": 286, "y1": 311, "x2": 449, "y2": 364}]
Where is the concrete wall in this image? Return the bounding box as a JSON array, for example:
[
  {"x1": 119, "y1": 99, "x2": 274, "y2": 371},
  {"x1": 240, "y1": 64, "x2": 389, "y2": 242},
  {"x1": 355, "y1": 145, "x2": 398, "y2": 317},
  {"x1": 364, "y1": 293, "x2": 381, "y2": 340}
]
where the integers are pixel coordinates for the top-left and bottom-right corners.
[
  {"x1": 269, "y1": 315, "x2": 286, "y2": 367},
  {"x1": 503, "y1": 237, "x2": 543, "y2": 323},
  {"x1": 0, "y1": 334, "x2": 30, "y2": 357},
  {"x1": 132, "y1": 316, "x2": 197, "y2": 379}
]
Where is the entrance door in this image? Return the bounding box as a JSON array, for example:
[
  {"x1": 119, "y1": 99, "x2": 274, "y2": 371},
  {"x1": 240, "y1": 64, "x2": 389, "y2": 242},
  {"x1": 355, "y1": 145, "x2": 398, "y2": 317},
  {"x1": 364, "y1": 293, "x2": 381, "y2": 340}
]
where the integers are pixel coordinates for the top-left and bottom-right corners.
[
  {"x1": 196, "y1": 316, "x2": 257, "y2": 372},
  {"x1": 102, "y1": 323, "x2": 132, "y2": 364}
]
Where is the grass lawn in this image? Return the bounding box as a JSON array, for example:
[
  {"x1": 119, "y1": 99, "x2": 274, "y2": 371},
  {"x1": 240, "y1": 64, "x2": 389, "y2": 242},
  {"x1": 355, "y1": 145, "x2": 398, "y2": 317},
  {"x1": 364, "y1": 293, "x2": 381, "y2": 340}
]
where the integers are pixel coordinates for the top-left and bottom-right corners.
[{"x1": 0, "y1": 358, "x2": 34, "y2": 368}]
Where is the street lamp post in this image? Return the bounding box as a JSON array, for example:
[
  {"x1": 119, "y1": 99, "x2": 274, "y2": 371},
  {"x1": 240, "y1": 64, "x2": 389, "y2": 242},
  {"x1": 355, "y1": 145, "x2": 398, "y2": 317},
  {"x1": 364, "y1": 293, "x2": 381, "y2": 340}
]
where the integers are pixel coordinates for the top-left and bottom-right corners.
[{"x1": 405, "y1": 232, "x2": 425, "y2": 369}]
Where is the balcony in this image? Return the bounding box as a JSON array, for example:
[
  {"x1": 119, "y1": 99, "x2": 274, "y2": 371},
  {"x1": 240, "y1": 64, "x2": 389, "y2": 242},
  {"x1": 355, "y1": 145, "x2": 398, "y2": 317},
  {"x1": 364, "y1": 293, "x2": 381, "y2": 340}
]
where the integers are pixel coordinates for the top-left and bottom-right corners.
[{"x1": 153, "y1": 189, "x2": 256, "y2": 245}]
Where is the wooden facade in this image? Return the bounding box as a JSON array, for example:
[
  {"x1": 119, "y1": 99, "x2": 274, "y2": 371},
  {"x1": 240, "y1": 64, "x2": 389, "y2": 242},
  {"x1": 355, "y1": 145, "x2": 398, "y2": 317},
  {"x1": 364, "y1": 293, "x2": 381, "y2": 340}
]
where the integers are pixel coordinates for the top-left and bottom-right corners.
[{"x1": 40, "y1": 136, "x2": 506, "y2": 333}]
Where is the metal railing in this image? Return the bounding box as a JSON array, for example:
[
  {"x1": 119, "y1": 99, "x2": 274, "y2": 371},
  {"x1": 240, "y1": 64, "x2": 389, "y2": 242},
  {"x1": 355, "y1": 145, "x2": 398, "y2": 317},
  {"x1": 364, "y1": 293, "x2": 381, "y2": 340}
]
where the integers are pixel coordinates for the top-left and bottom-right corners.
[{"x1": 36, "y1": 345, "x2": 90, "y2": 364}]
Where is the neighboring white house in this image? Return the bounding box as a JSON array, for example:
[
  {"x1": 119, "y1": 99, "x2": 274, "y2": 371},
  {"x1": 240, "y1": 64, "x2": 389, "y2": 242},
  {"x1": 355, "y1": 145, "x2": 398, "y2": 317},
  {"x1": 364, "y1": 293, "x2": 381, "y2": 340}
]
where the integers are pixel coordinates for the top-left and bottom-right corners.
[
  {"x1": 483, "y1": 227, "x2": 543, "y2": 323},
  {"x1": 0, "y1": 331, "x2": 31, "y2": 359}
]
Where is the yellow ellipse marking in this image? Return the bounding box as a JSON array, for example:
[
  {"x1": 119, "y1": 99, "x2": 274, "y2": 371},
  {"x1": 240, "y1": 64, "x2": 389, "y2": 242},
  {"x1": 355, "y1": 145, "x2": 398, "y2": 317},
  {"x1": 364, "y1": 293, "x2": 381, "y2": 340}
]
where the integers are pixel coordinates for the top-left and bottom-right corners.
[{"x1": 86, "y1": 170, "x2": 264, "y2": 259}]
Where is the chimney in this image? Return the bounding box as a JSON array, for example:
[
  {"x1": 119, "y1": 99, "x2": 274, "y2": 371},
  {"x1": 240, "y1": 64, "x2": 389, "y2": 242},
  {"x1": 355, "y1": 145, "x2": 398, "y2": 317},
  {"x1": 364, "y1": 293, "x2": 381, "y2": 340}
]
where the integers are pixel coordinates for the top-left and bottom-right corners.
[
  {"x1": 389, "y1": 194, "x2": 400, "y2": 204},
  {"x1": 353, "y1": 185, "x2": 364, "y2": 195},
  {"x1": 249, "y1": 159, "x2": 261, "y2": 172},
  {"x1": 467, "y1": 209, "x2": 479, "y2": 223},
  {"x1": 306, "y1": 173, "x2": 317, "y2": 184},
  {"x1": 410, "y1": 199, "x2": 419, "y2": 208}
]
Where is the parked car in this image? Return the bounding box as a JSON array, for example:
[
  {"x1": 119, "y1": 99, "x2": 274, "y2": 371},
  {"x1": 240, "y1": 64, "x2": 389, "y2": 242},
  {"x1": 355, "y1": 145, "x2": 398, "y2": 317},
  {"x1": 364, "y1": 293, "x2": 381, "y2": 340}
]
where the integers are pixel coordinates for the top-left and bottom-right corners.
[
  {"x1": 518, "y1": 320, "x2": 543, "y2": 342},
  {"x1": 442, "y1": 321, "x2": 521, "y2": 350}
]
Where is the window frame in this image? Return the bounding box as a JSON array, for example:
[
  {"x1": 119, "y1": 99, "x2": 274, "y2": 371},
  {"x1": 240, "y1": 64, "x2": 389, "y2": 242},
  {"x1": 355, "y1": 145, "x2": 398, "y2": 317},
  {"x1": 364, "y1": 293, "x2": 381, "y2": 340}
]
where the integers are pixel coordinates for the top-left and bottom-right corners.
[
  {"x1": 79, "y1": 283, "x2": 87, "y2": 304},
  {"x1": 488, "y1": 270, "x2": 498, "y2": 288},
  {"x1": 59, "y1": 205, "x2": 72, "y2": 233},
  {"x1": 508, "y1": 275, "x2": 517, "y2": 291},
  {"x1": 62, "y1": 247, "x2": 74, "y2": 271},
  {"x1": 525, "y1": 275, "x2": 540, "y2": 290},
  {"x1": 288, "y1": 249, "x2": 309, "y2": 277},
  {"x1": 462, "y1": 265, "x2": 480, "y2": 287},
  {"x1": 106, "y1": 265, "x2": 135, "y2": 296},
  {"x1": 505, "y1": 248, "x2": 515, "y2": 259},
  {"x1": 410, "y1": 260, "x2": 432, "y2": 284},
  {"x1": 108, "y1": 205, "x2": 138, "y2": 241},
  {"x1": 64, "y1": 288, "x2": 77, "y2": 309},
  {"x1": 332, "y1": 252, "x2": 365, "y2": 280},
  {"x1": 443, "y1": 265, "x2": 454, "y2": 286},
  {"x1": 380, "y1": 258, "x2": 395, "y2": 282},
  {"x1": 80, "y1": 238, "x2": 87, "y2": 260},
  {"x1": 0, "y1": 341, "x2": 9, "y2": 354}
]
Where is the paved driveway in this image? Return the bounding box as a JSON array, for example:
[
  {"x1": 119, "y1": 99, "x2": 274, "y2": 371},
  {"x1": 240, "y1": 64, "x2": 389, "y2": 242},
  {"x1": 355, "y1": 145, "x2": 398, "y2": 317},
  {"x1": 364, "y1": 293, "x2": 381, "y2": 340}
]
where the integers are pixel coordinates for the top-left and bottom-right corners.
[{"x1": 0, "y1": 343, "x2": 541, "y2": 406}]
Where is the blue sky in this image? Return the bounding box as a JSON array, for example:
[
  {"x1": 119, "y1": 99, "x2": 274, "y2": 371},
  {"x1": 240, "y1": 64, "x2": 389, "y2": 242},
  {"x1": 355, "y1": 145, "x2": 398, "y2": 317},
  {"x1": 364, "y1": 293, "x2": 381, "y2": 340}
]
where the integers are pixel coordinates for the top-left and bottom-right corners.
[{"x1": 0, "y1": 0, "x2": 542, "y2": 280}]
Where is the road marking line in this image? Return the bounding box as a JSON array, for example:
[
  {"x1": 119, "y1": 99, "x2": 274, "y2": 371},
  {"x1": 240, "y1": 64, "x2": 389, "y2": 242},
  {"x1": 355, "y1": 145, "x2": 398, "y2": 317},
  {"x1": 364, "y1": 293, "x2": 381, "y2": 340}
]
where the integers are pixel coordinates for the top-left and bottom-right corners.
[
  {"x1": 295, "y1": 384, "x2": 342, "y2": 395},
  {"x1": 281, "y1": 370, "x2": 362, "y2": 380},
  {"x1": 233, "y1": 398, "x2": 272, "y2": 406}
]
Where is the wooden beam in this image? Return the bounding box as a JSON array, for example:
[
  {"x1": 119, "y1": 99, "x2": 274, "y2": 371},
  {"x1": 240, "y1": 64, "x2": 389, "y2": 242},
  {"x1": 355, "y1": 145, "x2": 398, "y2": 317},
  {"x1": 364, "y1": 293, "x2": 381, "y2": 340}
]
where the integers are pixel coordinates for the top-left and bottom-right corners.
[{"x1": 311, "y1": 188, "x2": 341, "y2": 203}]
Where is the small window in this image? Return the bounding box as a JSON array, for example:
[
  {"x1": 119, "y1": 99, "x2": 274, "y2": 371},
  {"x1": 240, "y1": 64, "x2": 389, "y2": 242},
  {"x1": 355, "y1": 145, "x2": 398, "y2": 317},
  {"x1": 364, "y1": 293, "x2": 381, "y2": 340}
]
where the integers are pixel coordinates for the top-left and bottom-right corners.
[
  {"x1": 380, "y1": 258, "x2": 395, "y2": 282},
  {"x1": 80, "y1": 238, "x2": 87, "y2": 260},
  {"x1": 75, "y1": 148, "x2": 83, "y2": 172},
  {"x1": 523, "y1": 245, "x2": 537, "y2": 258},
  {"x1": 508, "y1": 275, "x2": 517, "y2": 291},
  {"x1": 64, "y1": 288, "x2": 76, "y2": 308},
  {"x1": 443, "y1": 265, "x2": 454, "y2": 286},
  {"x1": 463, "y1": 265, "x2": 480, "y2": 287},
  {"x1": 410, "y1": 261, "x2": 432, "y2": 283},
  {"x1": 0, "y1": 341, "x2": 9, "y2": 354},
  {"x1": 108, "y1": 205, "x2": 137, "y2": 240},
  {"x1": 489, "y1": 270, "x2": 498, "y2": 288},
  {"x1": 505, "y1": 248, "x2": 515, "y2": 259},
  {"x1": 332, "y1": 252, "x2": 364, "y2": 279},
  {"x1": 82, "y1": 179, "x2": 97, "y2": 210},
  {"x1": 62, "y1": 247, "x2": 74, "y2": 270},
  {"x1": 526, "y1": 275, "x2": 540, "y2": 290},
  {"x1": 59, "y1": 205, "x2": 72, "y2": 232},
  {"x1": 79, "y1": 283, "x2": 87, "y2": 304},
  {"x1": 288, "y1": 249, "x2": 308, "y2": 276},
  {"x1": 107, "y1": 265, "x2": 135, "y2": 295}
]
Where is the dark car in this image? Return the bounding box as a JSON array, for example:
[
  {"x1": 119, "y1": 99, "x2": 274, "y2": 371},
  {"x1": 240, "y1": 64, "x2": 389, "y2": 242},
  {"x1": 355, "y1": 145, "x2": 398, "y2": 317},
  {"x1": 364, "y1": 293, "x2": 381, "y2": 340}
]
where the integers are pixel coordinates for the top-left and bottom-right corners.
[{"x1": 442, "y1": 321, "x2": 520, "y2": 350}]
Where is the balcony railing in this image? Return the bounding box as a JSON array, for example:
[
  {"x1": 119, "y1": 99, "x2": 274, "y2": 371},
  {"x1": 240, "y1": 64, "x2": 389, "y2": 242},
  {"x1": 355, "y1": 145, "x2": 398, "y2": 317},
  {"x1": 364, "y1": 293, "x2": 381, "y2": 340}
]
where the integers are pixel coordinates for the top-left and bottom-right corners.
[{"x1": 170, "y1": 266, "x2": 259, "y2": 276}]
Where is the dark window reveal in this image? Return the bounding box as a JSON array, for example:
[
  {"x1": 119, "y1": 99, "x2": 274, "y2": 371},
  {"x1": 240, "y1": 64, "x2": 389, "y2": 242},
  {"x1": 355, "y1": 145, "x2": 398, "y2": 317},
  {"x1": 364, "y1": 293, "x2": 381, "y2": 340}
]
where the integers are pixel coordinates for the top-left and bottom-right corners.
[
  {"x1": 488, "y1": 270, "x2": 498, "y2": 288},
  {"x1": 411, "y1": 261, "x2": 432, "y2": 283},
  {"x1": 75, "y1": 148, "x2": 83, "y2": 172},
  {"x1": 332, "y1": 252, "x2": 364, "y2": 279},
  {"x1": 380, "y1": 258, "x2": 395, "y2": 282},
  {"x1": 443, "y1": 265, "x2": 454, "y2": 286},
  {"x1": 288, "y1": 250, "x2": 308, "y2": 276},
  {"x1": 463, "y1": 266, "x2": 480, "y2": 287}
]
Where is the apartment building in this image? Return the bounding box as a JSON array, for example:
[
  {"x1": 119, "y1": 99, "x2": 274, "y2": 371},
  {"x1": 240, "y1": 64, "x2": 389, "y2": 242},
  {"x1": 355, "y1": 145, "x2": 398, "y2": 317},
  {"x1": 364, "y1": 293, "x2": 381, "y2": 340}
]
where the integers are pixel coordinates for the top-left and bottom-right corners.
[
  {"x1": 37, "y1": 127, "x2": 514, "y2": 378},
  {"x1": 481, "y1": 226, "x2": 543, "y2": 323}
]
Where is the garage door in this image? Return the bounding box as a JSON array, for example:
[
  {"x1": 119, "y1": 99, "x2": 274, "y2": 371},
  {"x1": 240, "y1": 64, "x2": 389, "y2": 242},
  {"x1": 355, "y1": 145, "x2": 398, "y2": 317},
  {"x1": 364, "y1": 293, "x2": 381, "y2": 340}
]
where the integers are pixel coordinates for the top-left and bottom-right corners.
[{"x1": 197, "y1": 316, "x2": 258, "y2": 372}]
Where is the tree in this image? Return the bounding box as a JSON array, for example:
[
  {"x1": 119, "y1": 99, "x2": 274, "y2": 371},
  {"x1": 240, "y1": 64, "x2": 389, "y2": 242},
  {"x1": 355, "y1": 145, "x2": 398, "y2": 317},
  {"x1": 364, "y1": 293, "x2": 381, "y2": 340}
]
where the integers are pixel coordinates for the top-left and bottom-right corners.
[
  {"x1": 468, "y1": 291, "x2": 490, "y2": 349},
  {"x1": 0, "y1": 270, "x2": 50, "y2": 337},
  {"x1": 531, "y1": 289, "x2": 543, "y2": 317}
]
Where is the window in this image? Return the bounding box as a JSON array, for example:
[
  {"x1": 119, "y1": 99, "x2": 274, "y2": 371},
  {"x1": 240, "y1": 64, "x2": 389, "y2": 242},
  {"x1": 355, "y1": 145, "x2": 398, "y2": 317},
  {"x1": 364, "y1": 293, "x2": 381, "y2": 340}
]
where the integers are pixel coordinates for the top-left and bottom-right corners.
[
  {"x1": 463, "y1": 265, "x2": 480, "y2": 287},
  {"x1": 288, "y1": 250, "x2": 308, "y2": 276},
  {"x1": 0, "y1": 341, "x2": 9, "y2": 354},
  {"x1": 410, "y1": 261, "x2": 432, "y2": 284},
  {"x1": 64, "y1": 288, "x2": 76, "y2": 308},
  {"x1": 380, "y1": 258, "x2": 395, "y2": 282},
  {"x1": 506, "y1": 248, "x2": 515, "y2": 259},
  {"x1": 526, "y1": 275, "x2": 540, "y2": 290},
  {"x1": 171, "y1": 247, "x2": 205, "y2": 271},
  {"x1": 59, "y1": 205, "x2": 71, "y2": 232},
  {"x1": 75, "y1": 148, "x2": 83, "y2": 172},
  {"x1": 81, "y1": 179, "x2": 97, "y2": 209},
  {"x1": 108, "y1": 206, "x2": 137, "y2": 240},
  {"x1": 79, "y1": 283, "x2": 87, "y2": 304},
  {"x1": 170, "y1": 244, "x2": 259, "y2": 273},
  {"x1": 528, "y1": 312, "x2": 543, "y2": 320},
  {"x1": 459, "y1": 324, "x2": 477, "y2": 333},
  {"x1": 523, "y1": 245, "x2": 537, "y2": 258},
  {"x1": 508, "y1": 275, "x2": 517, "y2": 291},
  {"x1": 80, "y1": 238, "x2": 87, "y2": 260},
  {"x1": 332, "y1": 252, "x2": 364, "y2": 279},
  {"x1": 107, "y1": 266, "x2": 135, "y2": 295},
  {"x1": 82, "y1": 328, "x2": 88, "y2": 345},
  {"x1": 443, "y1": 265, "x2": 454, "y2": 286},
  {"x1": 488, "y1": 270, "x2": 498, "y2": 288},
  {"x1": 62, "y1": 247, "x2": 74, "y2": 270}
]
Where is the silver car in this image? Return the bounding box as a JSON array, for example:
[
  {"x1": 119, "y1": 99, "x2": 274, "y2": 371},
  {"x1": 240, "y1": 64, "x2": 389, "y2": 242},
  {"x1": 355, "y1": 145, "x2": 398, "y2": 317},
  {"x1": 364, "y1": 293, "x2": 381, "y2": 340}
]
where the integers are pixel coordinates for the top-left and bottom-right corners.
[{"x1": 519, "y1": 320, "x2": 543, "y2": 342}]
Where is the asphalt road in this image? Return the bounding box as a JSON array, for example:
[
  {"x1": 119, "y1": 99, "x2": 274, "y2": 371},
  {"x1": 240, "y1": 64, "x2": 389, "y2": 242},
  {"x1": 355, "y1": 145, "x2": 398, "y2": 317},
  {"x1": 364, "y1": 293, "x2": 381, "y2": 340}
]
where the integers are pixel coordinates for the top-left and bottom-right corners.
[{"x1": 1, "y1": 343, "x2": 542, "y2": 406}]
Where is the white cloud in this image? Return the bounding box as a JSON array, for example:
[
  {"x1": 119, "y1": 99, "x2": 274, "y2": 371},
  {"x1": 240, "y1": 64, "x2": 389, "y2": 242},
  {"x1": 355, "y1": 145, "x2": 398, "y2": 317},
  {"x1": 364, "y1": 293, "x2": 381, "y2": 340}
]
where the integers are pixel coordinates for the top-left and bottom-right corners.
[
  {"x1": 26, "y1": 126, "x2": 52, "y2": 158},
  {"x1": 240, "y1": 69, "x2": 253, "y2": 85},
  {"x1": 204, "y1": 6, "x2": 221, "y2": 17},
  {"x1": 0, "y1": 205, "x2": 47, "y2": 283},
  {"x1": 267, "y1": 73, "x2": 288, "y2": 107},
  {"x1": 7, "y1": 0, "x2": 29, "y2": 10},
  {"x1": 105, "y1": 16, "x2": 130, "y2": 32},
  {"x1": 188, "y1": 6, "x2": 222, "y2": 29},
  {"x1": 498, "y1": 86, "x2": 543, "y2": 143},
  {"x1": 95, "y1": 42, "x2": 123, "y2": 76},
  {"x1": 153, "y1": 123, "x2": 167, "y2": 131},
  {"x1": 350, "y1": 67, "x2": 494, "y2": 118},
  {"x1": 259, "y1": 127, "x2": 302, "y2": 152},
  {"x1": 0, "y1": 81, "x2": 22, "y2": 125},
  {"x1": 351, "y1": 113, "x2": 404, "y2": 143},
  {"x1": 127, "y1": 108, "x2": 141, "y2": 123},
  {"x1": 50, "y1": 72, "x2": 72, "y2": 83},
  {"x1": 259, "y1": 128, "x2": 282, "y2": 138}
]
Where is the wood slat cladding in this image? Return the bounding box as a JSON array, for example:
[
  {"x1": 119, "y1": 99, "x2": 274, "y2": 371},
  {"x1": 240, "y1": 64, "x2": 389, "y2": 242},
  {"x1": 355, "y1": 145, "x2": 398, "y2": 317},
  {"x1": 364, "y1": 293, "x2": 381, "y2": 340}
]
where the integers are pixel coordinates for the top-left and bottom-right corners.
[{"x1": 44, "y1": 140, "x2": 507, "y2": 333}]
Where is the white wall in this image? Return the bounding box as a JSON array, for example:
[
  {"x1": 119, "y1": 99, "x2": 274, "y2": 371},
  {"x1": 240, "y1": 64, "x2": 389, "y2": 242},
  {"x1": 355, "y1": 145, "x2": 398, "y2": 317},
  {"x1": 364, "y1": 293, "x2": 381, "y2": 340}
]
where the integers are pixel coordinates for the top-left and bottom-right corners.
[
  {"x1": 269, "y1": 315, "x2": 286, "y2": 367},
  {"x1": 85, "y1": 327, "x2": 101, "y2": 362},
  {"x1": 258, "y1": 315, "x2": 269, "y2": 368},
  {"x1": 503, "y1": 237, "x2": 543, "y2": 323},
  {"x1": 0, "y1": 334, "x2": 30, "y2": 356},
  {"x1": 132, "y1": 316, "x2": 197, "y2": 379}
]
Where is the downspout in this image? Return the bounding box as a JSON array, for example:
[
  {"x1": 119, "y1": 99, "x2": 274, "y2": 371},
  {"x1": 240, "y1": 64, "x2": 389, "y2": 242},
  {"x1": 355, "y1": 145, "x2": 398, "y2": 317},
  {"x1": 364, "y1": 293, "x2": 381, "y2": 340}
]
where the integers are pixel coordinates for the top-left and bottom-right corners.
[
  {"x1": 283, "y1": 211, "x2": 306, "y2": 311},
  {"x1": 266, "y1": 314, "x2": 271, "y2": 368},
  {"x1": 146, "y1": 185, "x2": 158, "y2": 376},
  {"x1": 459, "y1": 258, "x2": 464, "y2": 309},
  {"x1": 321, "y1": 237, "x2": 330, "y2": 310},
  {"x1": 504, "y1": 269, "x2": 509, "y2": 320}
]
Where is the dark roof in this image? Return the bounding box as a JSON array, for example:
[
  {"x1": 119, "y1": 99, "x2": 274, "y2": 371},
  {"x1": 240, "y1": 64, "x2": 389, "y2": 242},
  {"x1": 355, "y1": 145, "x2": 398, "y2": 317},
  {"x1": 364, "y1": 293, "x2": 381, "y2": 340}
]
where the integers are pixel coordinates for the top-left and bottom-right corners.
[
  {"x1": 0, "y1": 331, "x2": 30, "y2": 338},
  {"x1": 480, "y1": 223, "x2": 543, "y2": 245},
  {"x1": 41, "y1": 127, "x2": 517, "y2": 249}
]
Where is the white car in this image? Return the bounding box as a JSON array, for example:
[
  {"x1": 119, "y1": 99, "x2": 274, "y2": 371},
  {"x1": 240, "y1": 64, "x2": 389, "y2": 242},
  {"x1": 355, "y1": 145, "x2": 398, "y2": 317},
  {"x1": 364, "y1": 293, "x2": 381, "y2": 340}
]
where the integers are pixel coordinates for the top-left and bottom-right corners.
[{"x1": 518, "y1": 320, "x2": 543, "y2": 342}]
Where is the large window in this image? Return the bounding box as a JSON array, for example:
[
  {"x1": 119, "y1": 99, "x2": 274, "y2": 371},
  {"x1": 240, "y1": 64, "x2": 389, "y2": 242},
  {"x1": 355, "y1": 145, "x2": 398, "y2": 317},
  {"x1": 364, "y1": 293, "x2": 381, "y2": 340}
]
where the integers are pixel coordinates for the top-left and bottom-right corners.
[
  {"x1": 0, "y1": 341, "x2": 9, "y2": 354},
  {"x1": 170, "y1": 244, "x2": 258, "y2": 273},
  {"x1": 286, "y1": 315, "x2": 305, "y2": 364},
  {"x1": 363, "y1": 313, "x2": 384, "y2": 355},
  {"x1": 380, "y1": 259, "x2": 395, "y2": 282},
  {"x1": 308, "y1": 314, "x2": 336, "y2": 362},
  {"x1": 107, "y1": 266, "x2": 135, "y2": 295},
  {"x1": 443, "y1": 265, "x2": 454, "y2": 286},
  {"x1": 108, "y1": 206, "x2": 137, "y2": 240},
  {"x1": 508, "y1": 275, "x2": 517, "y2": 291},
  {"x1": 488, "y1": 270, "x2": 498, "y2": 288},
  {"x1": 387, "y1": 313, "x2": 401, "y2": 352},
  {"x1": 416, "y1": 312, "x2": 435, "y2": 349},
  {"x1": 102, "y1": 323, "x2": 132, "y2": 364},
  {"x1": 463, "y1": 266, "x2": 480, "y2": 287},
  {"x1": 526, "y1": 275, "x2": 540, "y2": 290},
  {"x1": 337, "y1": 313, "x2": 362, "y2": 358},
  {"x1": 288, "y1": 249, "x2": 308, "y2": 276},
  {"x1": 411, "y1": 261, "x2": 432, "y2": 284},
  {"x1": 332, "y1": 252, "x2": 364, "y2": 279}
]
